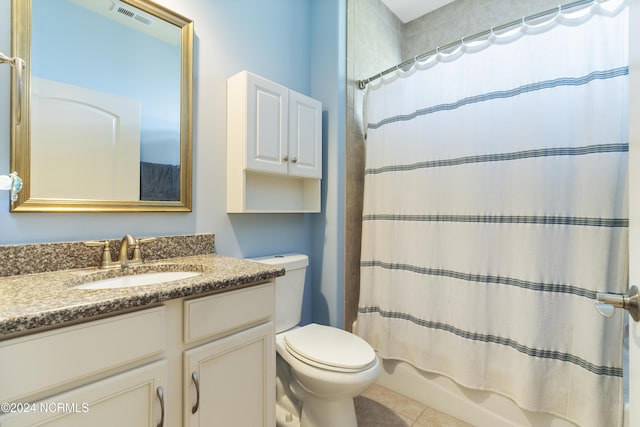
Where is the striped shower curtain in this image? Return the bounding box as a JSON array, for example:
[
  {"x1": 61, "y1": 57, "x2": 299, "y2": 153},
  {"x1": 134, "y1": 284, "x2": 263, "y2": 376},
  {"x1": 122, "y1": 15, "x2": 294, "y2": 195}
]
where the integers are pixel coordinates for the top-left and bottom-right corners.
[{"x1": 356, "y1": 2, "x2": 629, "y2": 426}]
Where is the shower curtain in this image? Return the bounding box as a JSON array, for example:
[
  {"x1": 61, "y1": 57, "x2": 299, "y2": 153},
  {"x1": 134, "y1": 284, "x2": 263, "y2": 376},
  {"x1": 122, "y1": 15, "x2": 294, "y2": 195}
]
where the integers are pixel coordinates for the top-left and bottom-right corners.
[{"x1": 356, "y1": 2, "x2": 629, "y2": 427}]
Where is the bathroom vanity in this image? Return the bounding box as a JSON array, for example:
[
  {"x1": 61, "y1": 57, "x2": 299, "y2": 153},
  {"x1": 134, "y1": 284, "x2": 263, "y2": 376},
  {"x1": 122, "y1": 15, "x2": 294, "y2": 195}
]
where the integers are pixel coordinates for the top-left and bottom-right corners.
[{"x1": 0, "y1": 234, "x2": 282, "y2": 427}]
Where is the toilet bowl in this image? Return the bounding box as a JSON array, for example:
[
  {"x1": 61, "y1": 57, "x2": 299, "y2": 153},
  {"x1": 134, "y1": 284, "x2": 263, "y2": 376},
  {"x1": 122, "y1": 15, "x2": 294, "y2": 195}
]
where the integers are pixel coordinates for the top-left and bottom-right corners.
[
  {"x1": 250, "y1": 254, "x2": 380, "y2": 427},
  {"x1": 276, "y1": 324, "x2": 380, "y2": 426}
]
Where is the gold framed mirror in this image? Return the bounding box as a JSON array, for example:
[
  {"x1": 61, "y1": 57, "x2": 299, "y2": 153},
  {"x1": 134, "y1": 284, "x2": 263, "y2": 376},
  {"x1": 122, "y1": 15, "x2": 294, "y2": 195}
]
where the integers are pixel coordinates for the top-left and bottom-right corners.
[{"x1": 10, "y1": 0, "x2": 193, "y2": 212}]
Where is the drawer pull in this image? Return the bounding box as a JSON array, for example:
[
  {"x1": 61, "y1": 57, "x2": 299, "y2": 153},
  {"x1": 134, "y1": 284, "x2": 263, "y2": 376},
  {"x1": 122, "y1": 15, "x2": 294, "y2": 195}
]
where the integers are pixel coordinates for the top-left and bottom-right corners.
[
  {"x1": 156, "y1": 386, "x2": 165, "y2": 427},
  {"x1": 191, "y1": 371, "x2": 200, "y2": 414}
]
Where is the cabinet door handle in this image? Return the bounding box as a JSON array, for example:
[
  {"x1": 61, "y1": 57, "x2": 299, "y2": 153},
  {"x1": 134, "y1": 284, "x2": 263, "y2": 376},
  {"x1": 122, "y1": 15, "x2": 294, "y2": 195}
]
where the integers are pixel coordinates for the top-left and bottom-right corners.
[
  {"x1": 156, "y1": 386, "x2": 165, "y2": 427},
  {"x1": 283, "y1": 155, "x2": 289, "y2": 162},
  {"x1": 291, "y1": 157, "x2": 298, "y2": 163},
  {"x1": 191, "y1": 371, "x2": 200, "y2": 414}
]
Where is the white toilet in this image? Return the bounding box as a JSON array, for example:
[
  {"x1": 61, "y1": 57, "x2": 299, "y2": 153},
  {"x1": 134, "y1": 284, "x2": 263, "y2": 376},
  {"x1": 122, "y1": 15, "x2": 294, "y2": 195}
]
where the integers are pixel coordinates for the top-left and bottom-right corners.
[{"x1": 251, "y1": 254, "x2": 380, "y2": 427}]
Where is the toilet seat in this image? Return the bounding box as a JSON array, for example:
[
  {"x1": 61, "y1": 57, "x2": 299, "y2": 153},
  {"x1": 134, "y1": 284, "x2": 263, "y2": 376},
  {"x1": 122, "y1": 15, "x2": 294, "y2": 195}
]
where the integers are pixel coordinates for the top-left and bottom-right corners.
[{"x1": 283, "y1": 323, "x2": 377, "y2": 373}]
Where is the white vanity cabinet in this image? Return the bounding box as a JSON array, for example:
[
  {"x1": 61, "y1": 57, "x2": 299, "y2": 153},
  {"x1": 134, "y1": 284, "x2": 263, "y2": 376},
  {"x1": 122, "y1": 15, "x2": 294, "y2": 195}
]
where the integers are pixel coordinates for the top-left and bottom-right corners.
[
  {"x1": 0, "y1": 282, "x2": 275, "y2": 427},
  {"x1": 227, "y1": 70, "x2": 322, "y2": 213},
  {"x1": 0, "y1": 361, "x2": 167, "y2": 427},
  {"x1": 182, "y1": 283, "x2": 275, "y2": 427},
  {"x1": 0, "y1": 307, "x2": 167, "y2": 427},
  {"x1": 184, "y1": 323, "x2": 274, "y2": 427}
]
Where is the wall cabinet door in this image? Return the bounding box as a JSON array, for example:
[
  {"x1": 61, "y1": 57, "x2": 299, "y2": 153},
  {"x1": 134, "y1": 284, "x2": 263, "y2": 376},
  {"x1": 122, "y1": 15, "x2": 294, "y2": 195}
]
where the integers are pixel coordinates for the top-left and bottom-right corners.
[
  {"x1": 288, "y1": 90, "x2": 322, "y2": 178},
  {"x1": 245, "y1": 73, "x2": 289, "y2": 175},
  {"x1": 238, "y1": 71, "x2": 322, "y2": 178},
  {"x1": 0, "y1": 360, "x2": 167, "y2": 427},
  {"x1": 184, "y1": 322, "x2": 275, "y2": 427}
]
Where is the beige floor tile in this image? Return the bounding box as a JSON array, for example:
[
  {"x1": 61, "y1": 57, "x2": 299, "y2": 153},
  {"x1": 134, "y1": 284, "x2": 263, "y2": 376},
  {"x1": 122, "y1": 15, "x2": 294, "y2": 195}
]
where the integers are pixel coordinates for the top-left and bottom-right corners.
[
  {"x1": 355, "y1": 394, "x2": 413, "y2": 426},
  {"x1": 361, "y1": 384, "x2": 426, "y2": 421},
  {"x1": 356, "y1": 384, "x2": 473, "y2": 427},
  {"x1": 413, "y1": 406, "x2": 473, "y2": 427}
]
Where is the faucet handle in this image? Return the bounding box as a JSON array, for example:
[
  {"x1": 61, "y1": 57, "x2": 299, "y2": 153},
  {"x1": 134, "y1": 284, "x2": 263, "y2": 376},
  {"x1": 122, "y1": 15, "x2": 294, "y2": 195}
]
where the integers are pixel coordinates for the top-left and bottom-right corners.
[
  {"x1": 85, "y1": 240, "x2": 118, "y2": 269},
  {"x1": 130, "y1": 237, "x2": 156, "y2": 264}
]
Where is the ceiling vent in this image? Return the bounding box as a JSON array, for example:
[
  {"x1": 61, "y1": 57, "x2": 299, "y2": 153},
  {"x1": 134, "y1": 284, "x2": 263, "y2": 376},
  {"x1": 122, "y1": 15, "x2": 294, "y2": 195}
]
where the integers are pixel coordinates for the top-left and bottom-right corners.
[{"x1": 111, "y1": 1, "x2": 152, "y2": 26}]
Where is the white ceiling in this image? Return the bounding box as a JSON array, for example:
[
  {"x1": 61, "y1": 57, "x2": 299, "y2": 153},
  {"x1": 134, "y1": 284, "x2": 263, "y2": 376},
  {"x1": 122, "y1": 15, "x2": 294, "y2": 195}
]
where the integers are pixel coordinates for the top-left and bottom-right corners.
[{"x1": 380, "y1": 0, "x2": 455, "y2": 23}]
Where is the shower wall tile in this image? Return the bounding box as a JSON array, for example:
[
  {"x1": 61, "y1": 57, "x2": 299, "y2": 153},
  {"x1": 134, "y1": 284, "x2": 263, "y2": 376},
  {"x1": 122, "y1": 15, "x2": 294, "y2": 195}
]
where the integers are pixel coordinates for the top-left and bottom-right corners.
[
  {"x1": 402, "y1": 0, "x2": 563, "y2": 60},
  {"x1": 353, "y1": 1, "x2": 403, "y2": 79}
]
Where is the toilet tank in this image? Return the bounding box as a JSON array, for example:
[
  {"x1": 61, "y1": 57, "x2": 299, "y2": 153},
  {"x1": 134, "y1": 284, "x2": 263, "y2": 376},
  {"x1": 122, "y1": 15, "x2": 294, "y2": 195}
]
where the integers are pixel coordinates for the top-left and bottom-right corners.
[{"x1": 250, "y1": 253, "x2": 308, "y2": 333}]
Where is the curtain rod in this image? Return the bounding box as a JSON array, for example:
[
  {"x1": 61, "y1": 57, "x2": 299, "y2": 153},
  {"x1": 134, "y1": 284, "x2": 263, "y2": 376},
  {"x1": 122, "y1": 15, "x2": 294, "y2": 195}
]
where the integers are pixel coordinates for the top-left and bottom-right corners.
[{"x1": 357, "y1": 0, "x2": 602, "y2": 90}]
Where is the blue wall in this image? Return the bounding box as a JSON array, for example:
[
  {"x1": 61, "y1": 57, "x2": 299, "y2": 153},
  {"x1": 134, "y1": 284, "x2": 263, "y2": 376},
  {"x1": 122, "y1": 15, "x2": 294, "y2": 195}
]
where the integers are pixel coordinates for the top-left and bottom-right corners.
[
  {"x1": 310, "y1": 0, "x2": 347, "y2": 327},
  {"x1": 0, "y1": 0, "x2": 346, "y2": 327}
]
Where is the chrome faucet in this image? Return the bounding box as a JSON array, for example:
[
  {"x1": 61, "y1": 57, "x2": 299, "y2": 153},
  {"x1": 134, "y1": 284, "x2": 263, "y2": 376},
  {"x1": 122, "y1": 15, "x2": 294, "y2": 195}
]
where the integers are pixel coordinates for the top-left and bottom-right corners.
[{"x1": 118, "y1": 234, "x2": 137, "y2": 267}]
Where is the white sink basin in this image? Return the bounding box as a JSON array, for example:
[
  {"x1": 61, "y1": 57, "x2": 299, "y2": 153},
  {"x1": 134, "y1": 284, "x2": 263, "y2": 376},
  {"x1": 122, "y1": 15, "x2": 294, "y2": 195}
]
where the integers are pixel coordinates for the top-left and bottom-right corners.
[{"x1": 75, "y1": 271, "x2": 201, "y2": 290}]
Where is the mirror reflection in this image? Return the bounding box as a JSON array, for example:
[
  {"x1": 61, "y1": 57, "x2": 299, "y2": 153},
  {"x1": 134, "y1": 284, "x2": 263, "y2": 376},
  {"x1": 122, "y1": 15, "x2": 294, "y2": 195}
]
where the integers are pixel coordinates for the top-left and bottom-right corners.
[{"x1": 11, "y1": 0, "x2": 193, "y2": 211}]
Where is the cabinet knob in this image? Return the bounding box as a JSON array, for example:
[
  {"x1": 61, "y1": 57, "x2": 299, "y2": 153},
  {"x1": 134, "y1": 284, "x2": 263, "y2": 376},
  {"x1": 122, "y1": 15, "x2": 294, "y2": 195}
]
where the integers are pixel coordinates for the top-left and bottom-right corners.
[
  {"x1": 291, "y1": 157, "x2": 298, "y2": 163},
  {"x1": 283, "y1": 155, "x2": 289, "y2": 162}
]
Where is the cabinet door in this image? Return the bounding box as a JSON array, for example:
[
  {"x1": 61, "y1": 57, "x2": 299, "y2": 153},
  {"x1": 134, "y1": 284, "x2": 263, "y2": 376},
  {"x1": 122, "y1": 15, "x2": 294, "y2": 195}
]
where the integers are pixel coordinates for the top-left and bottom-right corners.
[
  {"x1": 0, "y1": 360, "x2": 167, "y2": 427},
  {"x1": 246, "y1": 73, "x2": 289, "y2": 175},
  {"x1": 184, "y1": 322, "x2": 275, "y2": 427},
  {"x1": 288, "y1": 90, "x2": 322, "y2": 178}
]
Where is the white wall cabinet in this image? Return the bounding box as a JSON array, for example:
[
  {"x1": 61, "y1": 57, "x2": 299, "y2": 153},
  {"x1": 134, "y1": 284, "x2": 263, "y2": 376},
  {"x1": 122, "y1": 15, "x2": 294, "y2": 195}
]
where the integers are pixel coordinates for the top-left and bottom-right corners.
[
  {"x1": 0, "y1": 283, "x2": 275, "y2": 427},
  {"x1": 242, "y1": 73, "x2": 289, "y2": 176},
  {"x1": 287, "y1": 90, "x2": 322, "y2": 179},
  {"x1": 227, "y1": 71, "x2": 322, "y2": 213}
]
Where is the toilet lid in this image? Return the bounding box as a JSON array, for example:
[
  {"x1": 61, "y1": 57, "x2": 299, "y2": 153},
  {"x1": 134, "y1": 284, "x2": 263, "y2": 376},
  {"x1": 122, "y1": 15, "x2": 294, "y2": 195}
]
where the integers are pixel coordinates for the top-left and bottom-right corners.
[{"x1": 284, "y1": 323, "x2": 376, "y2": 372}]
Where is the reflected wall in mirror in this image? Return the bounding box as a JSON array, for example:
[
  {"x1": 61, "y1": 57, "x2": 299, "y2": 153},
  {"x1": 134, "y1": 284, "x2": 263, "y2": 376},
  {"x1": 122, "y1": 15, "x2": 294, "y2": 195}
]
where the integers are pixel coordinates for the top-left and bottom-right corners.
[{"x1": 10, "y1": 0, "x2": 193, "y2": 212}]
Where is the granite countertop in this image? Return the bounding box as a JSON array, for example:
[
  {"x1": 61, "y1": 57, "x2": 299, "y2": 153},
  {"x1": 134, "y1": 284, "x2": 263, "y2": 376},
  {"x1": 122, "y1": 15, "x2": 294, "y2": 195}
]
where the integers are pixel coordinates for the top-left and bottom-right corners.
[{"x1": 0, "y1": 253, "x2": 284, "y2": 339}]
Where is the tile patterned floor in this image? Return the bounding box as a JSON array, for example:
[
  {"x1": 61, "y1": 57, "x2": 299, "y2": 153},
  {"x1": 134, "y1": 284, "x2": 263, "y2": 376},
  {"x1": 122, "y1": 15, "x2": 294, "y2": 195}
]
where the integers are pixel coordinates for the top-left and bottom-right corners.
[{"x1": 355, "y1": 384, "x2": 473, "y2": 427}]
